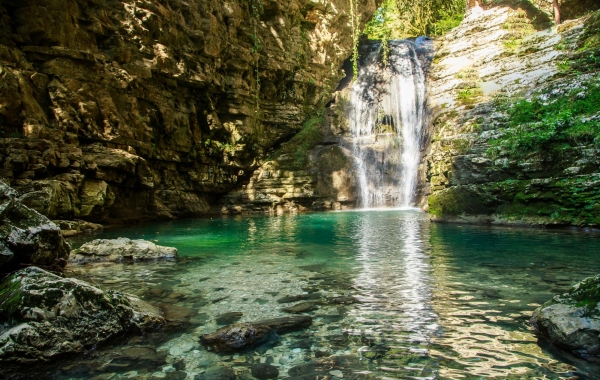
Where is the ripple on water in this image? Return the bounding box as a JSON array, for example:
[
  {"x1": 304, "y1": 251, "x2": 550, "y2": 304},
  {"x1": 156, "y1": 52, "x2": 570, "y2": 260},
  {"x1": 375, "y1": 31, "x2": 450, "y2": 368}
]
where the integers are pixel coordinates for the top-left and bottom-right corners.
[{"x1": 39, "y1": 211, "x2": 600, "y2": 379}]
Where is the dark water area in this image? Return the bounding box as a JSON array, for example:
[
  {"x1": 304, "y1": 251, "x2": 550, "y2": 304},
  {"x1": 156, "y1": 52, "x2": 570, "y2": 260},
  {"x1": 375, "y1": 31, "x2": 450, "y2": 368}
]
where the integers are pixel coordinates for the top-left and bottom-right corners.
[{"x1": 23, "y1": 210, "x2": 600, "y2": 379}]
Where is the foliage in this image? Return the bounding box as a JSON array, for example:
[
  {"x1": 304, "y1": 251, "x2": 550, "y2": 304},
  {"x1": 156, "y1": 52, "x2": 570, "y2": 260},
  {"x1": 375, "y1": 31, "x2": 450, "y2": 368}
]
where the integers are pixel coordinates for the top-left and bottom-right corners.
[
  {"x1": 456, "y1": 86, "x2": 483, "y2": 106},
  {"x1": 487, "y1": 80, "x2": 600, "y2": 157},
  {"x1": 364, "y1": 0, "x2": 466, "y2": 40},
  {"x1": 350, "y1": 0, "x2": 361, "y2": 78},
  {"x1": 270, "y1": 111, "x2": 325, "y2": 169}
]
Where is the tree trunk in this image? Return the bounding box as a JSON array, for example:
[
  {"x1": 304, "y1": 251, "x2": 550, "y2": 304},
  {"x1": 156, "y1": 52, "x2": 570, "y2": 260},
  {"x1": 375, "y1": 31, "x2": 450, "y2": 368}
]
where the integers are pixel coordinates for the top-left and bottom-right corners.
[{"x1": 553, "y1": 0, "x2": 561, "y2": 25}]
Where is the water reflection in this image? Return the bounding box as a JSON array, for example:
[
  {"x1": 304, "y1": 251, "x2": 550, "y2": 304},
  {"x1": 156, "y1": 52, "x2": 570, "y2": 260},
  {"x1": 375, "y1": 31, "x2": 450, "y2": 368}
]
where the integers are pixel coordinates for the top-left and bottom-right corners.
[
  {"x1": 50, "y1": 211, "x2": 600, "y2": 380},
  {"x1": 349, "y1": 211, "x2": 439, "y2": 378},
  {"x1": 428, "y1": 223, "x2": 600, "y2": 379}
]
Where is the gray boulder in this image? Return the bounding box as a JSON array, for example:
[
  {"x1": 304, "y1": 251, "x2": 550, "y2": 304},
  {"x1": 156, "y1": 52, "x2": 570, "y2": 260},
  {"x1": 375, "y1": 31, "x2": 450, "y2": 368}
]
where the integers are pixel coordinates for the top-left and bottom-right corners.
[
  {"x1": 531, "y1": 274, "x2": 600, "y2": 357},
  {"x1": 0, "y1": 266, "x2": 165, "y2": 364},
  {"x1": 0, "y1": 181, "x2": 70, "y2": 273},
  {"x1": 70, "y1": 237, "x2": 177, "y2": 264}
]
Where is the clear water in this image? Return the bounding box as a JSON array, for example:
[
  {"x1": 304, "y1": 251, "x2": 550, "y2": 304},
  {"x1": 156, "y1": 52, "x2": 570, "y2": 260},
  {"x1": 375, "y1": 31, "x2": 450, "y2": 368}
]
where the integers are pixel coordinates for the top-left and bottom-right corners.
[{"x1": 30, "y1": 211, "x2": 600, "y2": 379}]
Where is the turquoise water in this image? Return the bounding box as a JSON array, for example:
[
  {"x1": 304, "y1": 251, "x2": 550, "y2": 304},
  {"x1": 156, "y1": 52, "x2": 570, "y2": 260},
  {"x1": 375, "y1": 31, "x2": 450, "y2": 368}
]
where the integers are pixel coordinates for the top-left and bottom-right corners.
[{"x1": 41, "y1": 211, "x2": 600, "y2": 379}]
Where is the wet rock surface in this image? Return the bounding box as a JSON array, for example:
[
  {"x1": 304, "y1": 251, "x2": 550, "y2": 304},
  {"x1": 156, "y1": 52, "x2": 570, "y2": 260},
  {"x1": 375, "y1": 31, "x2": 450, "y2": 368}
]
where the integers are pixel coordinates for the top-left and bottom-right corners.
[
  {"x1": 531, "y1": 274, "x2": 600, "y2": 356},
  {"x1": 69, "y1": 237, "x2": 178, "y2": 264},
  {"x1": 0, "y1": 181, "x2": 70, "y2": 273},
  {"x1": 0, "y1": 267, "x2": 165, "y2": 365},
  {"x1": 200, "y1": 316, "x2": 313, "y2": 353}
]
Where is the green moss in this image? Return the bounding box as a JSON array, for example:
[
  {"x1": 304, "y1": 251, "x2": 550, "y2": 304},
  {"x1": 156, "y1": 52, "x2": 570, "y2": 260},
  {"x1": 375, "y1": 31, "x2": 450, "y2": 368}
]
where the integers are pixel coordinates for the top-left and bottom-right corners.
[
  {"x1": 487, "y1": 79, "x2": 600, "y2": 158},
  {"x1": 456, "y1": 86, "x2": 483, "y2": 106},
  {"x1": 579, "y1": 12, "x2": 600, "y2": 51},
  {"x1": 269, "y1": 111, "x2": 325, "y2": 169},
  {"x1": 431, "y1": 176, "x2": 600, "y2": 226},
  {"x1": 0, "y1": 274, "x2": 25, "y2": 322},
  {"x1": 428, "y1": 186, "x2": 491, "y2": 218},
  {"x1": 545, "y1": 275, "x2": 600, "y2": 316}
]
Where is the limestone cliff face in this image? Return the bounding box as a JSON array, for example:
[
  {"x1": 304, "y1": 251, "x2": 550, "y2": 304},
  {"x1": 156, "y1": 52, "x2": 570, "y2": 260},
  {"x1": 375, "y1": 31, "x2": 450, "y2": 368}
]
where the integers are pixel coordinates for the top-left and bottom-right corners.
[
  {"x1": 424, "y1": 6, "x2": 600, "y2": 226},
  {"x1": 219, "y1": 110, "x2": 358, "y2": 214},
  {"x1": 0, "y1": 0, "x2": 376, "y2": 223}
]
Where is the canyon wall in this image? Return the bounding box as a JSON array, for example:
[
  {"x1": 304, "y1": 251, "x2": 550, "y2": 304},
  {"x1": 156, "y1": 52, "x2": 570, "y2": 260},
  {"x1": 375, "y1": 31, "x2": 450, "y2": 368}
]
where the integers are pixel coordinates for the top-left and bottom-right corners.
[
  {"x1": 424, "y1": 5, "x2": 600, "y2": 226},
  {"x1": 0, "y1": 0, "x2": 377, "y2": 223}
]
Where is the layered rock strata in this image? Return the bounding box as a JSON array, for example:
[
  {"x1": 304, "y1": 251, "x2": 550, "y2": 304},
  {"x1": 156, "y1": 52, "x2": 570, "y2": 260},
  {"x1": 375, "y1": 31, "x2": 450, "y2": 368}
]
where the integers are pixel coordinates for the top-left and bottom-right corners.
[
  {"x1": 0, "y1": 0, "x2": 377, "y2": 223},
  {"x1": 219, "y1": 134, "x2": 358, "y2": 214},
  {"x1": 424, "y1": 6, "x2": 600, "y2": 226}
]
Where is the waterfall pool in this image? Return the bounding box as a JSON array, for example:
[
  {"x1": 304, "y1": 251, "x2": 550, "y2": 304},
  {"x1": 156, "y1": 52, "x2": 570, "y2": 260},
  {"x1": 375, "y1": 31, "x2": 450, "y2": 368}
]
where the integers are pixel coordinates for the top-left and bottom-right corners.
[{"x1": 35, "y1": 211, "x2": 600, "y2": 379}]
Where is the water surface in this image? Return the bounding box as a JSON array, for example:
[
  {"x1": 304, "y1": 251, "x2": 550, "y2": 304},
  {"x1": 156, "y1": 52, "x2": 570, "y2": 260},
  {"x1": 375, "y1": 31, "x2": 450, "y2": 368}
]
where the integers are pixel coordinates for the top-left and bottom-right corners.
[{"x1": 44, "y1": 211, "x2": 600, "y2": 379}]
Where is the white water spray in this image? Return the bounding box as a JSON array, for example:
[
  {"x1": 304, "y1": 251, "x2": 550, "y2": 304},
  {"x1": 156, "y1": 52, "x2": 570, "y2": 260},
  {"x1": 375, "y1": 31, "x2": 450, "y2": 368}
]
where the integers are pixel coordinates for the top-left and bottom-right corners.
[{"x1": 349, "y1": 39, "x2": 430, "y2": 208}]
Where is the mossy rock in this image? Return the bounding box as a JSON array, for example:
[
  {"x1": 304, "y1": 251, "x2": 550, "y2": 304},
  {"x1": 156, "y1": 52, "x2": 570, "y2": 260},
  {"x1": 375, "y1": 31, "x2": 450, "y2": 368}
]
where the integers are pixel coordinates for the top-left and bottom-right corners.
[
  {"x1": 428, "y1": 186, "x2": 493, "y2": 218},
  {"x1": 0, "y1": 267, "x2": 165, "y2": 366},
  {"x1": 531, "y1": 274, "x2": 600, "y2": 357}
]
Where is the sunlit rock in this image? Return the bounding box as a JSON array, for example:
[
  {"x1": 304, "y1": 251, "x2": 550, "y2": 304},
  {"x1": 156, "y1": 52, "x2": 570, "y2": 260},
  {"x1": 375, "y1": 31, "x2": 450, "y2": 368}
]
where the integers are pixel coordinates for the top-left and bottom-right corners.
[
  {"x1": 531, "y1": 274, "x2": 600, "y2": 356},
  {"x1": 69, "y1": 237, "x2": 178, "y2": 264}
]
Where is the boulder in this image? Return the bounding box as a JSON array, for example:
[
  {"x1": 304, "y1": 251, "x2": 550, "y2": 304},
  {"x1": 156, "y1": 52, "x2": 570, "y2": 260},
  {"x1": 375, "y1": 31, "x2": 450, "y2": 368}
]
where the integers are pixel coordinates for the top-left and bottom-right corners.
[
  {"x1": 0, "y1": 266, "x2": 165, "y2": 364},
  {"x1": 0, "y1": 181, "x2": 70, "y2": 274},
  {"x1": 200, "y1": 316, "x2": 312, "y2": 353},
  {"x1": 69, "y1": 237, "x2": 177, "y2": 264},
  {"x1": 531, "y1": 274, "x2": 600, "y2": 357}
]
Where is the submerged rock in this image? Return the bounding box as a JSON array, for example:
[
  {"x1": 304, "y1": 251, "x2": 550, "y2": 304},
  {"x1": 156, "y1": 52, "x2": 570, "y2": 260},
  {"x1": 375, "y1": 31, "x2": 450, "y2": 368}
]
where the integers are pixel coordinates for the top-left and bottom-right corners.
[
  {"x1": 282, "y1": 301, "x2": 319, "y2": 314},
  {"x1": 215, "y1": 311, "x2": 244, "y2": 325},
  {"x1": 531, "y1": 274, "x2": 600, "y2": 356},
  {"x1": 0, "y1": 181, "x2": 70, "y2": 273},
  {"x1": 69, "y1": 238, "x2": 178, "y2": 264},
  {"x1": 200, "y1": 316, "x2": 312, "y2": 353},
  {"x1": 277, "y1": 293, "x2": 323, "y2": 303},
  {"x1": 0, "y1": 267, "x2": 165, "y2": 364},
  {"x1": 251, "y1": 363, "x2": 279, "y2": 379},
  {"x1": 194, "y1": 366, "x2": 235, "y2": 380}
]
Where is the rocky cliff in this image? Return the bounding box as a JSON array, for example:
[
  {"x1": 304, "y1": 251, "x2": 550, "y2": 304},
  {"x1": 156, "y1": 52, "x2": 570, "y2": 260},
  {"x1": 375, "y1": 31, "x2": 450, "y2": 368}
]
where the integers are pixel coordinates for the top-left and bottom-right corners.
[
  {"x1": 424, "y1": 5, "x2": 600, "y2": 227},
  {"x1": 0, "y1": 0, "x2": 377, "y2": 223}
]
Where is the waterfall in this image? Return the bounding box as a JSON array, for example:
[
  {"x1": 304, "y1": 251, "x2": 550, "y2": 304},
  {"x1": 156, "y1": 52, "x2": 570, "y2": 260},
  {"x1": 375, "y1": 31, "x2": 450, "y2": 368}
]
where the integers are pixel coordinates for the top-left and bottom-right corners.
[{"x1": 349, "y1": 38, "x2": 430, "y2": 209}]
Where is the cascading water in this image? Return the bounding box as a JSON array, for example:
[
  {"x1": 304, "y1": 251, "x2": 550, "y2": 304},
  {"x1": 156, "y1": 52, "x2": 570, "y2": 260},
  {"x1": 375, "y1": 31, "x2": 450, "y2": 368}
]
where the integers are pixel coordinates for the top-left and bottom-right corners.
[{"x1": 349, "y1": 38, "x2": 431, "y2": 209}]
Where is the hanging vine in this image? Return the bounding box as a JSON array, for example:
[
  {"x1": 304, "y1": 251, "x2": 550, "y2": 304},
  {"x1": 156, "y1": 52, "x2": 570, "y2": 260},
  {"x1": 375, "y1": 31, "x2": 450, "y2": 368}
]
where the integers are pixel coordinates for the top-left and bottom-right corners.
[
  {"x1": 350, "y1": 0, "x2": 361, "y2": 79},
  {"x1": 250, "y1": 0, "x2": 264, "y2": 112}
]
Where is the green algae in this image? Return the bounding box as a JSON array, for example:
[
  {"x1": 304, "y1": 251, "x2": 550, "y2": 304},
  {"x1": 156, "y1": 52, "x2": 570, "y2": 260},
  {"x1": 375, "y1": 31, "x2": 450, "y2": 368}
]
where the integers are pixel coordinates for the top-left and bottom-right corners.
[{"x1": 543, "y1": 275, "x2": 600, "y2": 317}]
